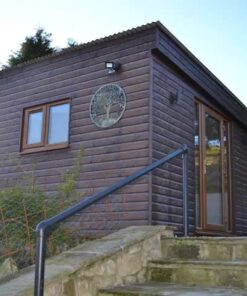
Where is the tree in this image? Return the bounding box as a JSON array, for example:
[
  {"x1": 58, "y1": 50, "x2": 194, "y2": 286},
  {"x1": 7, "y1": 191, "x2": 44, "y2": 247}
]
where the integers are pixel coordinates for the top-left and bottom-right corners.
[{"x1": 7, "y1": 28, "x2": 55, "y2": 67}]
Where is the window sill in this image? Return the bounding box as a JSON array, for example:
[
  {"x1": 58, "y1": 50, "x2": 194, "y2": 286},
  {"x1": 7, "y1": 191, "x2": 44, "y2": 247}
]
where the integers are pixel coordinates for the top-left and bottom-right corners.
[{"x1": 20, "y1": 143, "x2": 69, "y2": 155}]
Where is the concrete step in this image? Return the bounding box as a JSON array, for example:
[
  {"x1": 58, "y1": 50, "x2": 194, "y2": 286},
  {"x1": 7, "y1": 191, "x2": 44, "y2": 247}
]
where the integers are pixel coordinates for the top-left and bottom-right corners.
[
  {"x1": 148, "y1": 259, "x2": 247, "y2": 288},
  {"x1": 161, "y1": 237, "x2": 247, "y2": 261},
  {"x1": 99, "y1": 282, "x2": 247, "y2": 295}
]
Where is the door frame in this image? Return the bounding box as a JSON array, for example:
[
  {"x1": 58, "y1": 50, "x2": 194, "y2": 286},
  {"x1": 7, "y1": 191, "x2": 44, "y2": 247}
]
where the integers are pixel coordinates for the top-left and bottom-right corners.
[{"x1": 195, "y1": 101, "x2": 232, "y2": 234}]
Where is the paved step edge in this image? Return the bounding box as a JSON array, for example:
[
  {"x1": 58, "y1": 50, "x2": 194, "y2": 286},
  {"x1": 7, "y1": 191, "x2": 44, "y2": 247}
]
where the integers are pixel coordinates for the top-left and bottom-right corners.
[
  {"x1": 161, "y1": 236, "x2": 247, "y2": 243},
  {"x1": 99, "y1": 283, "x2": 247, "y2": 296},
  {"x1": 149, "y1": 259, "x2": 247, "y2": 267}
]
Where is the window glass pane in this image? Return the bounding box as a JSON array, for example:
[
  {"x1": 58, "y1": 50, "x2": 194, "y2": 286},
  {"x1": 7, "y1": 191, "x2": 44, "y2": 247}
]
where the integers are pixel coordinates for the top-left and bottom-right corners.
[
  {"x1": 27, "y1": 111, "x2": 43, "y2": 144},
  {"x1": 48, "y1": 103, "x2": 70, "y2": 144}
]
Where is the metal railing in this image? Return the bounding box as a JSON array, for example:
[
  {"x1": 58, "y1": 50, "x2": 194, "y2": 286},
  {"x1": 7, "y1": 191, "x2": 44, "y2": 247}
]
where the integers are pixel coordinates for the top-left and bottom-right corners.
[{"x1": 34, "y1": 144, "x2": 188, "y2": 296}]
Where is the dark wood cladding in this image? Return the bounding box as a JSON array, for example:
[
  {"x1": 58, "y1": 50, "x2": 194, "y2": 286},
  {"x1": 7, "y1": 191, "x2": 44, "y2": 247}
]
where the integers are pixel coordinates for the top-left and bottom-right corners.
[
  {"x1": 152, "y1": 28, "x2": 247, "y2": 235},
  {"x1": 151, "y1": 55, "x2": 195, "y2": 234},
  {"x1": 0, "y1": 29, "x2": 156, "y2": 236},
  {"x1": 150, "y1": 51, "x2": 247, "y2": 236},
  {"x1": 232, "y1": 122, "x2": 247, "y2": 235}
]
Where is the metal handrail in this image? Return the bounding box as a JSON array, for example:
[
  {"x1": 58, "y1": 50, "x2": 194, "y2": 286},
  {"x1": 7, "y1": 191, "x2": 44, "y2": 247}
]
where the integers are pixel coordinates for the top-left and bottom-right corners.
[{"x1": 34, "y1": 144, "x2": 188, "y2": 296}]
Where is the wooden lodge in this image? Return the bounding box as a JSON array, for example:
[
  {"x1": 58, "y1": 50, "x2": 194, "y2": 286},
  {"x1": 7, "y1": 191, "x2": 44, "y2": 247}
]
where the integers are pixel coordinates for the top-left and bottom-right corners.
[{"x1": 0, "y1": 21, "x2": 247, "y2": 236}]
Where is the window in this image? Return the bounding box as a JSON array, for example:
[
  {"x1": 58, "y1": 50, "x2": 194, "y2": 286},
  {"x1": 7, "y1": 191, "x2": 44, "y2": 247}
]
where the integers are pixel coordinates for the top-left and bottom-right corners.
[{"x1": 21, "y1": 99, "x2": 70, "y2": 153}]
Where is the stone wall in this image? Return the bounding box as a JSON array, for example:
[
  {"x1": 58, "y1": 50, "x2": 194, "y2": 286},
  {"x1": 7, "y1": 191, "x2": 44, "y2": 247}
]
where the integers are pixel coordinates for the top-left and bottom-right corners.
[{"x1": 0, "y1": 226, "x2": 174, "y2": 296}]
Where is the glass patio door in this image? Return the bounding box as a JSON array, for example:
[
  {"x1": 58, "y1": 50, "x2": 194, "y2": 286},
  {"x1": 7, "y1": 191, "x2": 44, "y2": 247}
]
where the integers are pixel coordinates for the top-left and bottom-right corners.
[{"x1": 195, "y1": 103, "x2": 231, "y2": 232}]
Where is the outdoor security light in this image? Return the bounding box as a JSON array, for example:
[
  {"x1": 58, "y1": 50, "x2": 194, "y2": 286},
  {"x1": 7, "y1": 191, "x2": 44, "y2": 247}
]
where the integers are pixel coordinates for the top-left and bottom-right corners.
[{"x1": 105, "y1": 61, "x2": 121, "y2": 74}]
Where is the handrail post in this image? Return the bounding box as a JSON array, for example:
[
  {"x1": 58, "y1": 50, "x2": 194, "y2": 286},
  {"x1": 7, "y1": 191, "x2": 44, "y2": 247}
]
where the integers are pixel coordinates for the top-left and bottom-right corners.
[
  {"x1": 182, "y1": 148, "x2": 188, "y2": 236},
  {"x1": 34, "y1": 224, "x2": 47, "y2": 296}
]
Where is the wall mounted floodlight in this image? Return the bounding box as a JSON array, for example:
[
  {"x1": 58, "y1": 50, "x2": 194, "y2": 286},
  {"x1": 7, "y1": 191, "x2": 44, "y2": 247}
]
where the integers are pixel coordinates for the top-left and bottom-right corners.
[{"x1": 105, "y1": 61, "x2": 121, "y2": 74}]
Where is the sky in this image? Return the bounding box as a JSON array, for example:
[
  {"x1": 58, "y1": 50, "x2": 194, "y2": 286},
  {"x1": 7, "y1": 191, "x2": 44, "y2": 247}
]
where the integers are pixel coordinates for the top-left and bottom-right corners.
[{"x1": 0, "y1": 0, "x2": 246, "y2": 106}]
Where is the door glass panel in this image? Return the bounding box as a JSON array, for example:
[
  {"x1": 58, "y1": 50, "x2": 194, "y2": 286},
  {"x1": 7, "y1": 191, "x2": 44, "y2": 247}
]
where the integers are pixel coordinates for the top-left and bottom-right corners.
[
  {"x1": 194, "y1": 104, "x2": 200, "y2": 227},
  {"x1": 27, "y1": 111, "x2": 43, "y2": 144},
  {"x1": 205, "y1": 113, "x2": 222, "y2": 225}
]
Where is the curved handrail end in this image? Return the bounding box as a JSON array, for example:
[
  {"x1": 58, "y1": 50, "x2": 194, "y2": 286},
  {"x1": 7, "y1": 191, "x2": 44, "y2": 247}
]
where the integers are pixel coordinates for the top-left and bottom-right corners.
[{"x1": 36, "y1": 220, "x2": 50, "y2": 237}]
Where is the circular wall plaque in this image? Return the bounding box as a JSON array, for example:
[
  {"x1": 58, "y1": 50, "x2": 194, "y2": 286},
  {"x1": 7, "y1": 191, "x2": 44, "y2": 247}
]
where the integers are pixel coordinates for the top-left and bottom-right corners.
[{"x1": 90, "y1": 84, "x2": 127, "y2": 128}]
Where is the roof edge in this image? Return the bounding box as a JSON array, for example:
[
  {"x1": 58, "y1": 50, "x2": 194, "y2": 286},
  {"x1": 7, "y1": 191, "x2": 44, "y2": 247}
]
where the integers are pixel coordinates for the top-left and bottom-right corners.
[
  {"x1": 155, "y1": 21, "x2": 247, "y2": 112},
  {"x1": 0, "y1": 21, "x2": 158, "y2": 76},
  {"x1": 1, "y1": 20, "x2": 246, "y2": 114}
]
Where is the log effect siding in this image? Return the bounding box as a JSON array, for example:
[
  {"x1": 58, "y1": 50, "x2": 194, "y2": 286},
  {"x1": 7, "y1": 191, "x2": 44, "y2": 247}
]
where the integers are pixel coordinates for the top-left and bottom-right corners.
[
  {"x1": 151, "y1": 55, "x2": 195, "y2": 234},
  {"x1": 232, "y1": 122, "x2": 247, "y2": 235},
  {"x1": 0, "y1": 29, "x2": 156, "y2": 236}
]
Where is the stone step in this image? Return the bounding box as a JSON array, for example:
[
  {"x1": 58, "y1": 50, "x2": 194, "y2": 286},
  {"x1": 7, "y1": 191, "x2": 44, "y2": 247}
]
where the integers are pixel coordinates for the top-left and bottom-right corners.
[
  {"x1": 99, "y1": 282, "x2": 247, "y2": 295},
  {"x1": 148, "y1": 259, "x2": 247, "y2": 288},
  {"x1": 161, "y1": 237, "x2": 247, "y2": 261}
]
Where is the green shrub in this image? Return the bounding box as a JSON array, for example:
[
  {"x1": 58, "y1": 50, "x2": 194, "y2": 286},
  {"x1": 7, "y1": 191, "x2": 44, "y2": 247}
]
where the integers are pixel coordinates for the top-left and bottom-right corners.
[{"x1": 0, "y1": 148, "x2": 84, "y2": 269}]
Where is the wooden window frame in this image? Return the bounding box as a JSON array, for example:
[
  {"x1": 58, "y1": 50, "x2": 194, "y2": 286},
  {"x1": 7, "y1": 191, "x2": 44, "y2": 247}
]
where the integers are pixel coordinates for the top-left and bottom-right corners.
[{"x1": 21, "y1": 99, "x2": 70, "y2": 154}]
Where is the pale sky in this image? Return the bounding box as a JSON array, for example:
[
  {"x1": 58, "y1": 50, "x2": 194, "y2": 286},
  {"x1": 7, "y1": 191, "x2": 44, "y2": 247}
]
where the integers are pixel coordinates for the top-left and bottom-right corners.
[{"x1": 0, "y1": 0, "x2": 246, "y2": 106}]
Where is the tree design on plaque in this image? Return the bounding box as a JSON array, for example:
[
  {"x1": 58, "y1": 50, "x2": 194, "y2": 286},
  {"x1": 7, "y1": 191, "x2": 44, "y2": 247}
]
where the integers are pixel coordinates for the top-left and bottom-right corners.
[{"x1": 90, "y1": 84, "x2": 127, "y2": 128}]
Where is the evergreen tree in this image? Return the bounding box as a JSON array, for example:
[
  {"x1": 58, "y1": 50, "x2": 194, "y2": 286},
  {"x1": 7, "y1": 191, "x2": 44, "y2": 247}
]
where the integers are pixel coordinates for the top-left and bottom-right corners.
[{"x1": 7, "y1": 28, "x2": 55, "y2": 67}]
